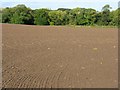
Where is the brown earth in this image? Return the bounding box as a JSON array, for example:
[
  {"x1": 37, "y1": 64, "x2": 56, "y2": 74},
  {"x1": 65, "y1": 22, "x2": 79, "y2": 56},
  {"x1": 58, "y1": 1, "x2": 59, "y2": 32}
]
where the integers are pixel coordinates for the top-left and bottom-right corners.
[{"x1": 2, "y1": 24, "x2": 118, "y2": 88}]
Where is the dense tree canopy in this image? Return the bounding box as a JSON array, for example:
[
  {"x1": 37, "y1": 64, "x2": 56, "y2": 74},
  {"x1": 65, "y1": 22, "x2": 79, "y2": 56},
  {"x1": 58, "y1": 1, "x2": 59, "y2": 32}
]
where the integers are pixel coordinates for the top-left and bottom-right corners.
[
  {"x1": 2, "y1": 4, "x2": 34, "y2": 24},
  {"x1": 0, "y1": 9, "x2": 2, "y2": 23},
  {"x1": 34, "y1": 9, "x2": 49, "y2": 25},
  {"x1": 48, "y1": 10, "x2": 68, "y2": 25},
  {"x1": 2, "y1": 4, "x2": 119, "y2": 26},
  {"x1": 101, "y1": 4, "x2": 112, "y2": 25},
  {"x1": 2, "y1": 7, "x2": 12, "y2": 23}
]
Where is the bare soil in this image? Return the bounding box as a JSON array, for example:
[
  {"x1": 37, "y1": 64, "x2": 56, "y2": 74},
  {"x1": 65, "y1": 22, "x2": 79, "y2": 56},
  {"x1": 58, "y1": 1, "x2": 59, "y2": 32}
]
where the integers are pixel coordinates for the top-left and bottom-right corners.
[{"x1": 2, "y1": 24, "x2": 118, "y2": 88}]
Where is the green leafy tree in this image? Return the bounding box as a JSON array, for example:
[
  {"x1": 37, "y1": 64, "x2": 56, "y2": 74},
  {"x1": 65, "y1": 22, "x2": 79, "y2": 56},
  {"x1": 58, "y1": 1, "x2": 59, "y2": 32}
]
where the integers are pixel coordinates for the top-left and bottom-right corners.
[
  {"x1": 0, "y1": 8, "x2": 3, "y2": 23},
  {"x1": 101, "y1": 4, "x2": 112, "y2": 25},
  {"x1": 109, "y1": 9, "x2": 118, "y2": 26},
  {"x1": 57, "y1": 8, "x2": 71, "y2": 11},
  {"x1": 2, "y1": 7, "x2": 13, "y2": 23},
  {"x1": 94, "y1": 12, "x2": 102, "y2": 25},
  {"x1": 48, "y1": 10, "x2": 67, "y2": 25},
  {"x1": 118, "y1": 8, "x2": 120, "y2": 27},
  {"x1": 34, "y1": 9, "x2": 49, "y2": 25},
  {"x1": 2, "y1": 4, "x2": 119, "y2": 26},
  {"x1": 68, "y1": 7, "x2": 81, "y2": 25},
  {"x1": 10, "y1": 4, "x2": 34, "y2": 24},
  {"x1": 75, "y1": 8, "x2": 86, "y2": 25},
  {"x1": 84, "y1": 9, "x2": 96, "y2": 25},
  {"x1": 76, "y1": 8, "x2": 96, "y2": 25}
]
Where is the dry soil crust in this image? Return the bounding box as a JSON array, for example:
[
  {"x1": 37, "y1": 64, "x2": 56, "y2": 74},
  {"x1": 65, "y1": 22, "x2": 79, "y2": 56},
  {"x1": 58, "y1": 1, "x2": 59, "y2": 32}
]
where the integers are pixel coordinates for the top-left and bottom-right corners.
[{"x1": 2, "y1": 24, "x2": 118, "y2": 88}]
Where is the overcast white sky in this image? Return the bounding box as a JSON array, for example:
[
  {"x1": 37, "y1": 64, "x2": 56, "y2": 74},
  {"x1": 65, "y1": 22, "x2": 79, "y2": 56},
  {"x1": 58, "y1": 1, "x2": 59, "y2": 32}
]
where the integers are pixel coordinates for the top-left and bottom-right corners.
[
  {"x1": 1, "y1": 0, "x2": 120, "y2": 11},
  {"x1": 1, "y1": 0, "x2": 120, "y2": 2}
]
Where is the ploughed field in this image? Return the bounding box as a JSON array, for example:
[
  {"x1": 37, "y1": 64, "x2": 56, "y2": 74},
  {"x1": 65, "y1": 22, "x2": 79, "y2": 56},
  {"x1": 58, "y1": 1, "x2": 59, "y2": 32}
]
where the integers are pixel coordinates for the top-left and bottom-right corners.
[{"x1": 2, "y1": 24, "x2": 118, "y2": 88}]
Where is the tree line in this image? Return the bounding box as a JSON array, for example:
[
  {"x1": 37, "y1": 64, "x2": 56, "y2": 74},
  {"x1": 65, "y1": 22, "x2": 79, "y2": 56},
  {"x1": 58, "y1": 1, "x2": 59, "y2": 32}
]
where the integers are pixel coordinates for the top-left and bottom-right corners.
[{"x1": 2, "y1": 4, "x2": 120, "y2": 26}]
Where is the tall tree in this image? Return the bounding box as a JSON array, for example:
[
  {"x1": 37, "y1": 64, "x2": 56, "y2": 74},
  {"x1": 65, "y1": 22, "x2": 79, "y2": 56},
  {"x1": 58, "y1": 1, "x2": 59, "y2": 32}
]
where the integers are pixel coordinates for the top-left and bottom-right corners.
[
  {"x1": 0, "y1": 8, "x2": 2, "y2": 23},
  {"x1": 109, "y1": 9, "x2": 118, "y2": 26},
  {"x1": 2, "y1": 7, "x2": 13, "y2": 23},
  {"x1": 10, "y1": 4, "x2": 34, "y2": 24},
  {"x1": 101, "y1": 4, "x2": 112, "y2": 25}
]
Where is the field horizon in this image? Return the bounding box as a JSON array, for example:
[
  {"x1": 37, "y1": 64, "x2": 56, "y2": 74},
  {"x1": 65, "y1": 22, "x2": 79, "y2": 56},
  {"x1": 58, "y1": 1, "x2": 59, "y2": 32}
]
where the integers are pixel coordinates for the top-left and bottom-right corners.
[{"x1": 2, "y1": 23, "x2": 118, "y2": 28}]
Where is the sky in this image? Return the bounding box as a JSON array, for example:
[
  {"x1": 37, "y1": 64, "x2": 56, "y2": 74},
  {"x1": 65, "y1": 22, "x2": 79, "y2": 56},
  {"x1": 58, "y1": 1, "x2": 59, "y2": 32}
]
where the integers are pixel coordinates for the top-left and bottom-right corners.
[{"x1": 1, "y1": 0, "x2": 120, "y2": 11}]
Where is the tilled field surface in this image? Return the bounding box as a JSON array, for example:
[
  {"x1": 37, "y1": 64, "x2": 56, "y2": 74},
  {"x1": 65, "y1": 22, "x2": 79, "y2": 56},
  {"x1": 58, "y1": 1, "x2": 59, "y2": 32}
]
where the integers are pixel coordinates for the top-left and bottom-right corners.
[{"x1": 2, "y1": 24, "x2": 118, "y2": 88}]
